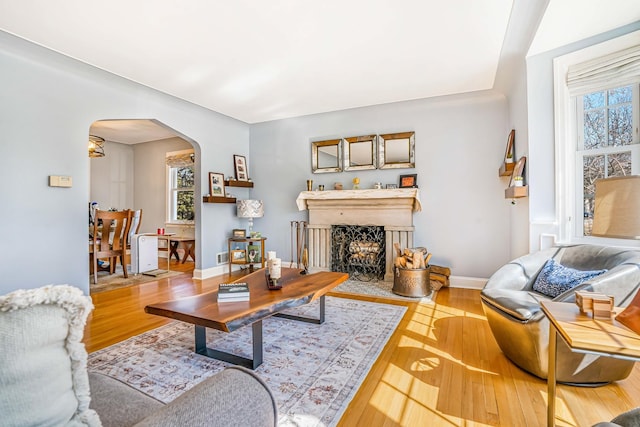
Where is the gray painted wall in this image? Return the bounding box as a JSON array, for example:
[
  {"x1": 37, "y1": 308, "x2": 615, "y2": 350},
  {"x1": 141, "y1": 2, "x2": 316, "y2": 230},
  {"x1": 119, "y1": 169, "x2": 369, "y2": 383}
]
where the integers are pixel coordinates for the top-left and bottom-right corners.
[
  {"x1": 526, "y1": 22, "x2": 640, "y2": 251},
  {"x1": 250, "y1": 91, "x2": 511, "y2": 279},
  {"x1": 0, "y1": 31, "x2": 249, "y2": 295},
  {"x1": 133, "y1": 137, "x2": 193, "y2": 235},
  {"x1": 89, "y1": 141, "x2": 134, "y2": 211}
]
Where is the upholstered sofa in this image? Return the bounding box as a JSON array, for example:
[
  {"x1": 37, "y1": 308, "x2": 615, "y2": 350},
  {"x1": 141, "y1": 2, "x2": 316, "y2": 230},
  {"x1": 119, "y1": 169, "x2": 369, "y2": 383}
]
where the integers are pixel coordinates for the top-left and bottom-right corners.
[
  {"x1": 480, "y1": 244, "x2": 640, "y2": 385},
  {"x1": 0, "y1": 285, "x2": 278, "y2": 426},
  {"x1": 594, "y1": 407, "x2": 640, "y2": 427}
]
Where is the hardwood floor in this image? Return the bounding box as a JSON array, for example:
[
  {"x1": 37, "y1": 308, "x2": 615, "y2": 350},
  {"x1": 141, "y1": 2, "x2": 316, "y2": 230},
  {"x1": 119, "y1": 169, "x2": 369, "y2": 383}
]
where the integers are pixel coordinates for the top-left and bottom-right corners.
[{"x1": 84, "y1": 261, "x2": 640, "y2": 426}]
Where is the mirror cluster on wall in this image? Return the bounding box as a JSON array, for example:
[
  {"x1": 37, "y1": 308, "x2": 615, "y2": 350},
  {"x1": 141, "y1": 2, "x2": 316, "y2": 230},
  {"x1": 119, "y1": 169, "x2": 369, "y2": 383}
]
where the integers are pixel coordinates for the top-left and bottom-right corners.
[{"x1": 312, "y1": 131, "x2": 415, "y2": 174}]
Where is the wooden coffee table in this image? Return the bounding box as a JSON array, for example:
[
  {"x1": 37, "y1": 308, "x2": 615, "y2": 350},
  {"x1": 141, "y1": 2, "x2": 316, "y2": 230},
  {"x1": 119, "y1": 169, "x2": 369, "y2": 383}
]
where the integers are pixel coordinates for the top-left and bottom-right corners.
[{"x1": 145, "y1": 267, "x2": 348, "y2": 369}]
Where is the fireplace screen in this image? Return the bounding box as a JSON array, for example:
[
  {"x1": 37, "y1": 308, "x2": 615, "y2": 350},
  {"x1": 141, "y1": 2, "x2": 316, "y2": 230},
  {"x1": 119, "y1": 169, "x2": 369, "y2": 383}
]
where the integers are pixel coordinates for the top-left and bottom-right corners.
[{"x1": 331, "y1": 225, "x2": 385, "y2": 281}]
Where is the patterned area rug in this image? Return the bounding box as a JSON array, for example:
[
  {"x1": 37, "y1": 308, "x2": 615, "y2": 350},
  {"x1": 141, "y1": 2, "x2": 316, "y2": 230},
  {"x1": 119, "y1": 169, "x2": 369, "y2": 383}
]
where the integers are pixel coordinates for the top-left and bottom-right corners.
[
  {"x1": 333, "y1": 279, "x2": 437, "y2": 303},
  {"x1": 90, "y1": 269, "x2": 181, "y2": 294},
  {"x1": 88, "y1": 296, "x2": 406, "y2": 426}
]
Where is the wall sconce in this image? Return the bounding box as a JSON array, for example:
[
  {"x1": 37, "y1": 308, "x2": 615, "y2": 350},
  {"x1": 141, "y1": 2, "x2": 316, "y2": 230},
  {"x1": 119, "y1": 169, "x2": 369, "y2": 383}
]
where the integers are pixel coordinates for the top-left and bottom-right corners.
[{"x1": 88, "y1": 135, "x2": 105, "y2": 158}]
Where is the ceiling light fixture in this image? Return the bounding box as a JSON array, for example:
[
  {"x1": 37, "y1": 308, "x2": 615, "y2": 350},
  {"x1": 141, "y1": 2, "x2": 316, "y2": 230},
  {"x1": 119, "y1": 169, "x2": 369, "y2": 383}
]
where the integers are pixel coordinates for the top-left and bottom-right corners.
[{"x1": 88, "y1": 135, "x2": 105, "y2": 158}]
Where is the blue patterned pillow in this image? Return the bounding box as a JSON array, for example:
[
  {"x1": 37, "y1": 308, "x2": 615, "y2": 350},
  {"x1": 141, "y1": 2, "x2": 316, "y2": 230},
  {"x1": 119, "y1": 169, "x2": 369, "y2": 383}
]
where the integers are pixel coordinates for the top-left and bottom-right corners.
[{"x1": 532, "y1": 259, "x2": 607, "y2": 298}]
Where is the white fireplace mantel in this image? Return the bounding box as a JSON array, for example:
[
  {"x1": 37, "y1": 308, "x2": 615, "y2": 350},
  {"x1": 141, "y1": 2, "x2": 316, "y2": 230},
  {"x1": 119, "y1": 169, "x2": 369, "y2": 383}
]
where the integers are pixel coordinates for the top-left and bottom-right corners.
[
  {"x1": 297, "y1": 188, "x2": 421, "y2": 281},
  {"x1": 296, "y1": 188, "x2": 421, "y2": 212}
]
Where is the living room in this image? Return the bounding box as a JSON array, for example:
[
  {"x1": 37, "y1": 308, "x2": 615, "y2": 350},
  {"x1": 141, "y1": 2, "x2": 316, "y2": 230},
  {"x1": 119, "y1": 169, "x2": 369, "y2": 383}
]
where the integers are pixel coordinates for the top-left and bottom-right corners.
[{"x1": 2, "y1": 1, "x2": 640, "y2": 426}]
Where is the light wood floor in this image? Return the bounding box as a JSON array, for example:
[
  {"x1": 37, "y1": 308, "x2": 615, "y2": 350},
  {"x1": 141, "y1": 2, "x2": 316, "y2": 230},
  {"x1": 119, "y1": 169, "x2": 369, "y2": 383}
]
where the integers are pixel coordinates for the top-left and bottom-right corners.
[{"x1": 84, "y1": 261, "x2": 640, "y2": 426}]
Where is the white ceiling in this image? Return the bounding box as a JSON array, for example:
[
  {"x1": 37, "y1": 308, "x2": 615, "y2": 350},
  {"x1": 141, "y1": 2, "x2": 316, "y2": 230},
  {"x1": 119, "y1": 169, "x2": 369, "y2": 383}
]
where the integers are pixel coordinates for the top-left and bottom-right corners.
[{"x1": 0, "y1": 0, "x2": 638, "y2": 138}]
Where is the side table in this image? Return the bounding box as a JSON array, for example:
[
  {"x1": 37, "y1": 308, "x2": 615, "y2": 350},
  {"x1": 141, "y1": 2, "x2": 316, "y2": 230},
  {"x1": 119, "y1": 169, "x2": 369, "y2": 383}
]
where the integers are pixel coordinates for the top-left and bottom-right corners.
[
  {"x1": 228, "y1": 237, "x2": 267, "y2": 275},
  {"x1": 540, "y1": 300, "x2": 640, "y2": 426}
]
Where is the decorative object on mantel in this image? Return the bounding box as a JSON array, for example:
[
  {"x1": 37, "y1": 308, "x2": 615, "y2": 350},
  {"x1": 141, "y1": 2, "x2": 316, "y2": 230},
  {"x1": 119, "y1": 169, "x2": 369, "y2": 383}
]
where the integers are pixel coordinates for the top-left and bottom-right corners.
[
  {"x1": 334, "y1": 182, "x2": 343, "y2": 190},
  {"x1": 505, "y1": 156, "x2": 528, "y2": 199},
  {"x1": 399, "y1": 174, "x2": 418, "y2": 188},
  {"x1": 306, "y1": 179, "x2": 313, "y2": 191},
  {"x1": 88, "y1": 134, "x2": 106, "y2": 158},
  {"x1": 236, "y1": 199, "x2": 263, "y2": 234},
  {"x1": 352, "y1": 177, "x2": 360, "y2": 189},
  {"x1": 233, "y1": 154, "x2": 249, "y2": 181},
  {"x1": 499, "y1": 129, "x2": 516, "y2": 177}
]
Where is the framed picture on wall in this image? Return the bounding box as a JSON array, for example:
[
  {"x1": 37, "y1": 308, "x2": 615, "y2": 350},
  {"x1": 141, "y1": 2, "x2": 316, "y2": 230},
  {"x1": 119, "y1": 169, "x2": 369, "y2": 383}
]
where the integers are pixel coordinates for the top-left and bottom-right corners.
[
  {"x1": 234, "y1": 154, "x2": 248, "y2": 181},
  {"x1": 209, "y1": 172, "x2": 226, "y2": 197}
]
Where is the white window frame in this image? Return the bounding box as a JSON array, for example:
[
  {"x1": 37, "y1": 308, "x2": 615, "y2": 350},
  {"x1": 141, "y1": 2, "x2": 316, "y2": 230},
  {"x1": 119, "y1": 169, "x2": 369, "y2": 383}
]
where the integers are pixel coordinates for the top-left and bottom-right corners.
[
  {"x1": 166, "y1": 149, "x2": 195, "y2": 225},
  {"x1": 553, "y1": 31, "x2": 640, "y2": 248}
]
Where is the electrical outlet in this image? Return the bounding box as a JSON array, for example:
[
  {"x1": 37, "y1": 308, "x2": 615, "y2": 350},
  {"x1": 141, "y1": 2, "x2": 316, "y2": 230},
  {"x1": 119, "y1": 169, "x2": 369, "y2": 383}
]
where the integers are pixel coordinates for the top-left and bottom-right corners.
[{"x1": 217, "y1": 251, "x2": 229, "y2": 265}]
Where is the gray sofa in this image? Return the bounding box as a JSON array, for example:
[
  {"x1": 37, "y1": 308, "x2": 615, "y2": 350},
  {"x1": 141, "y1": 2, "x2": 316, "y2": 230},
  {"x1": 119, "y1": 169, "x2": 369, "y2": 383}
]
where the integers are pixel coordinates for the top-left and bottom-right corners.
[
  {"x1": 0, "y1": 285, "x2": 278, "y2": 426},
  {"x1": 480, "y1": 245, "x2": 640, "y2": 385}
]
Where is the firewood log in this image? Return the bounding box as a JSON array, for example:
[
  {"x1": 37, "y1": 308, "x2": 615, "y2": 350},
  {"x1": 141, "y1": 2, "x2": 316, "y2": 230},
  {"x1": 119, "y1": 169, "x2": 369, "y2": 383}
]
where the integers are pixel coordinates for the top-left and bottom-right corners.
[
  {"x1": 412, "y1": 252, "x2": 422, "y2": 269},
  {"x1": 424, "y1": 253, "x2": 432, "y2": 266},
  {"x1": 394, "y1": 242, "x2": 402, "y2": 258}
]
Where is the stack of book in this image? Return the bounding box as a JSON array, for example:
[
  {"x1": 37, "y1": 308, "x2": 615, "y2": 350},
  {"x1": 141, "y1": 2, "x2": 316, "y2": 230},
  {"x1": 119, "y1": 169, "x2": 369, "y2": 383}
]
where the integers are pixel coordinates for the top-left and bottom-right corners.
[{"x1": 218, "y1": 283, "x2": 250, "y2": 302}]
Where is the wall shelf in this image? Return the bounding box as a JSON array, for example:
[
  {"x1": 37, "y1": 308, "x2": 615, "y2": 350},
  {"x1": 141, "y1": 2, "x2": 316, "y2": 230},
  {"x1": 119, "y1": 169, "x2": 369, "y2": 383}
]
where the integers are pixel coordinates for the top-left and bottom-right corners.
[
  {"x1": 498, "y1": 162, "x2": 515, "y2": 177},
  {"x1": 204, "y1": 180, "x2": 254, "y2": 203},
  {"x1": 203, "y1": 196, "x2": 236, "y2": 203},
  {"x1": 225, "y1": 180, "x2": 253, "y2": 188},
  {"x1": 505, "y1": 186, "x2": 528, "y2": 199}
]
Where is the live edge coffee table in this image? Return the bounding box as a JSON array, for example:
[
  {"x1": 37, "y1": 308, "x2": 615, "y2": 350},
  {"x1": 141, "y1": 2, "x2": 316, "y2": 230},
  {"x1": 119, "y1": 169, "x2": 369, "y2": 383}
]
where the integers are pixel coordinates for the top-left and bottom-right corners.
[{"x1": 145, "y1": 268, "x2": 348, "y2": 369}]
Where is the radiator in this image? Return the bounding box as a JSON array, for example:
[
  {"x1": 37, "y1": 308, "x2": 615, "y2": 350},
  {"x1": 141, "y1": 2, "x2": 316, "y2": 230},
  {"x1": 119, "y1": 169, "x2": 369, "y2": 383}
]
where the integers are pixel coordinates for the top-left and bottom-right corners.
[{"x1": 131, "y1": 234, "x2": 158, "y2": 274}]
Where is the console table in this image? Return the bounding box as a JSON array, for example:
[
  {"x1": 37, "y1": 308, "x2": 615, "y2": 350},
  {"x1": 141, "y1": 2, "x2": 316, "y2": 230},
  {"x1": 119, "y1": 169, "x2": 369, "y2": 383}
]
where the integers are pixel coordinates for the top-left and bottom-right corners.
[{"x1": 541, "y1": 301, "x2": 640, "y2": 426}]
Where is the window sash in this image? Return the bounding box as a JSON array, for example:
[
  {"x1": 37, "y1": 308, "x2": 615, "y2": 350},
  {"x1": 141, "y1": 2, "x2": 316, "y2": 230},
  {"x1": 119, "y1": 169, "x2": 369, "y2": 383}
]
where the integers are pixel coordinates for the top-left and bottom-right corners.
[{"x1": 167, "y1": 166, "x2": 195, "y2": 224}]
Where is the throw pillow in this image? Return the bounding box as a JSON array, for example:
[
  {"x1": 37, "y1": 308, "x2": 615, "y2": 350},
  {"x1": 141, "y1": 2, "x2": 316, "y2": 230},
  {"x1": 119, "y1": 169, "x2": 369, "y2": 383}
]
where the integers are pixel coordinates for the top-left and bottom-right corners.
[
  {"x1": 0, "y1": 285, "x2": 101, "y2": 426},
  {"x1": 532, "y1": 259, "x2": 607, "y2": 298}
]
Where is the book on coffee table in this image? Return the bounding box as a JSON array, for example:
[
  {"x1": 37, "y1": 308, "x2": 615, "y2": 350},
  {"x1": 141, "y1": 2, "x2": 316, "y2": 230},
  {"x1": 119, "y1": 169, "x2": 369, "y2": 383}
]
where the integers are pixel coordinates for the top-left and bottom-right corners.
[{"x1": 218, "y1": 283, "x2": 250, "y2": 301}]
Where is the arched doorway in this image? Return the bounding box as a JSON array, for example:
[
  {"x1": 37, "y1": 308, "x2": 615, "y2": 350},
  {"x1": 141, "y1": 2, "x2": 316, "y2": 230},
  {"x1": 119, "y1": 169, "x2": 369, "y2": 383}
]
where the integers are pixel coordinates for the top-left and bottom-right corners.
[{"x1": 88, "y1": 119, "x2": 198, "y2": 292}]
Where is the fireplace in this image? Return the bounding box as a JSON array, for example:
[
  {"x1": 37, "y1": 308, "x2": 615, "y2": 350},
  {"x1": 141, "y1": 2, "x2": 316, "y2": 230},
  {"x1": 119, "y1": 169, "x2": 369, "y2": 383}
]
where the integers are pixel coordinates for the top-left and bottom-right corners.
[
  {"x1": 332, "y1": 225, "x2": 385, "y2": 281},
  {"x1": 297, "y1": 188, "x2": 421, "y2": 281}
]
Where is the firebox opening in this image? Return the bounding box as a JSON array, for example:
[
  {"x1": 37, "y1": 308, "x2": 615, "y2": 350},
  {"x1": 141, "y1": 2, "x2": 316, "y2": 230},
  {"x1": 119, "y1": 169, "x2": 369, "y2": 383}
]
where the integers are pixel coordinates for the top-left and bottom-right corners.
[{"x1": 331, "y1": 225, "x2": 385, "y2": 281}]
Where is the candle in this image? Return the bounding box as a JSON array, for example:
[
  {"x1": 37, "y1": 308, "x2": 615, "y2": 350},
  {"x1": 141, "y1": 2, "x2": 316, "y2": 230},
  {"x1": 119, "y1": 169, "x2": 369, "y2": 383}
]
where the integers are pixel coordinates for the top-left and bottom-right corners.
[
  {"x1": 269, "y1": 258, "x2": 281, "y2": 280},
  {"x1": 267, "y1": 251, "x2": 276, "y2": 260}
]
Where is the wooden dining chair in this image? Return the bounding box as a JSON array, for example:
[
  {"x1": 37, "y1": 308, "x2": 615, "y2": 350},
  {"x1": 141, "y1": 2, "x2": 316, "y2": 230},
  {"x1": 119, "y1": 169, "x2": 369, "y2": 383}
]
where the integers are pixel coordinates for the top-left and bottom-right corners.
[
  {"x1": 124, "y1": 209, "x2": 143, "y2": 268},
  {"x1": 90, "y1": 209, "x2": 132, "y2": 284}
]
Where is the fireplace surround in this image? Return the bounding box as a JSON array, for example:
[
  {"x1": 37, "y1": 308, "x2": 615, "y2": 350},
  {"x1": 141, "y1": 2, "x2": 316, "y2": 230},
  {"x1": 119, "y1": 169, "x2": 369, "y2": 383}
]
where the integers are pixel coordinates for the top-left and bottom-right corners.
[{"x1": 296, "y1": 188, "x2": 421, "y2": 281}]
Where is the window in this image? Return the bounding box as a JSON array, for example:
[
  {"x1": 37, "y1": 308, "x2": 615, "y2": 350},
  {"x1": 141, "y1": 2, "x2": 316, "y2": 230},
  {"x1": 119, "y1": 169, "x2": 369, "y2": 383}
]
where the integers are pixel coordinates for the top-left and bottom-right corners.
[
  {"x1": 166, "y1": 150, "x2": 195, "y2": 223},
  {"x1": 577, "y1": 85, "x2": 639, "y2": 237},
  {"x1": 553, "y1": 33, "x2": 640, "y2": 245}
]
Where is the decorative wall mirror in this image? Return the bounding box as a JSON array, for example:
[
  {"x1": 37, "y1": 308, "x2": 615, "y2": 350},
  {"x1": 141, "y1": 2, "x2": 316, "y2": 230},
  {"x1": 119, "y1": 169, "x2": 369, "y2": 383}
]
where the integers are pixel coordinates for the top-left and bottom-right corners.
[
  {"x1": 312, "y1": 139, "x2": 342, "y2": 173},
  {"x1": 378, "y1": 131, "x2": 415, "y2": 169},
  {"x1": 343, "y1": 134, "x2": 377, "y2": 171}
]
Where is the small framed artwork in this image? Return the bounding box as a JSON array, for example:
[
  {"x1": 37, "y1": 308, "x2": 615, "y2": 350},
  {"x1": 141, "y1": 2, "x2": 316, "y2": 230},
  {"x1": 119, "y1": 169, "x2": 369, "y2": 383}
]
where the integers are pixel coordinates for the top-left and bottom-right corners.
[
  {"x1": 231, "y1": 249, "x2": 246, "y2": 262},
  {"x1": 399, "y1": 174, "x2": 418, "y2": 188},
  {"x1": 232, "y1": 229, "x2": 246, "y2": 238},
  {"x1": 386, "y1": 183, "x2": 398, "y2": 189},
  {"x1": 209, "y1": 172, "x2": 226, "y2": 197},
  {"x1": 247, "y1": 244, "x2": 261, "y2": 263},
  {"x1": 504, "y1": 129, "x2": 515, "y2": 163},
  {"x1": 234, "y1": 154, "x2": 248, "y2": 181}
]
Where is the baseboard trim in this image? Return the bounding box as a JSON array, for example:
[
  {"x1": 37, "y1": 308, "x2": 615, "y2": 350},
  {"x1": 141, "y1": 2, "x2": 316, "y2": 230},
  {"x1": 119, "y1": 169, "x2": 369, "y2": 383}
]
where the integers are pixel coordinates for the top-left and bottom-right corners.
[
  {"x1": 193, "y1": 264, "x2": 241, "y2": 280},
  {"x1": 449, "y1": 276, "x2": 487, "y2": 290}
]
